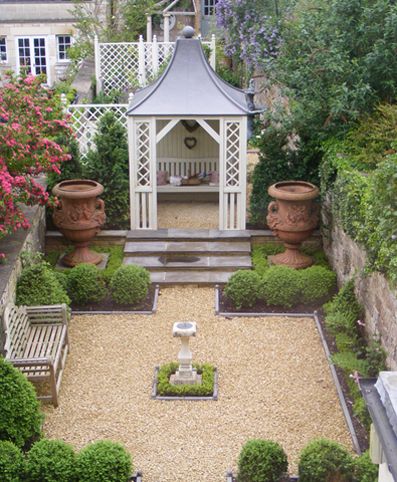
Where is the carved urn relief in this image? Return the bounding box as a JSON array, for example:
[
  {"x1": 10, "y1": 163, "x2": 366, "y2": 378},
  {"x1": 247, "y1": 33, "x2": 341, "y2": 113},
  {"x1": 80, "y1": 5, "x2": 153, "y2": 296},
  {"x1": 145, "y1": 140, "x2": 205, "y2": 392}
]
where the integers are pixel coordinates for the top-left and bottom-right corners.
[
  {"x1": 266, "y1": 181, "x2": 320, "y2": 269},
  {"x1": 52, "y1": 180, "x2": 106, "y2": 267}
]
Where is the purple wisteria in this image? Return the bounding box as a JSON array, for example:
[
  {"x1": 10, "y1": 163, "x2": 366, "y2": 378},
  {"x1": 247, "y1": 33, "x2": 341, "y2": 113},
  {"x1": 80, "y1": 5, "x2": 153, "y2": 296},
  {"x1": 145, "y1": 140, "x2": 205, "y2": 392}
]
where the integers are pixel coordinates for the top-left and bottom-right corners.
[{"x1": 216, "y1": 0, "x2": 281, "y2": 69}]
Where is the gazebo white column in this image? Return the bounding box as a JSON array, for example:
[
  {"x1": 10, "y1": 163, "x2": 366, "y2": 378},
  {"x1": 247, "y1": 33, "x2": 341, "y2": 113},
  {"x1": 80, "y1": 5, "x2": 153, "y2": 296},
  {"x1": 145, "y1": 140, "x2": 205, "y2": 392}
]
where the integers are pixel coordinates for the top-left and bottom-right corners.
[
  {"x1": 128, "y1": 117, "x2": 157, "y2": 229},
  {"x1": 163, "y1": 13, "x2": 171, "y2": 42},
  {"x1": 219, "y1": 117, "x2": 247, "y2": 230},
  {"x1": 146, "y1": 15, "x2": 153, "y2": 42}
]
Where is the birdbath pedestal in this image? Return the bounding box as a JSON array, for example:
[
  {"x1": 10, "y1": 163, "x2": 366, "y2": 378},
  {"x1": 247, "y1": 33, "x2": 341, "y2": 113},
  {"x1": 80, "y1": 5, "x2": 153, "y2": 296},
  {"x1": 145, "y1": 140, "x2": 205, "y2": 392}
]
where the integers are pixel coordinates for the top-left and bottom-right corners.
[{"x1": 170, "y1": 321, "x2": 201, "y2": 386}]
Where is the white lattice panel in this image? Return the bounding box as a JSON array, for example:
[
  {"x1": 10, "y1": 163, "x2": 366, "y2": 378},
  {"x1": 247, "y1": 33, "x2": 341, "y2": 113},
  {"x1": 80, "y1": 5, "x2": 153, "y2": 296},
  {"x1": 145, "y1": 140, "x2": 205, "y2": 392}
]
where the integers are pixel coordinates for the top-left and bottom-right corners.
[
  {"x1": 67, "y1": 104, "x2": 128, "y2": 160},
  {"x1": 136, "y1": 121, "x2": 152, "y2": 187},
  {"x1": 99, "y1": 43, "x2": 139, "y2": 94},
  {"x1": 225, "y1": 121, "x2": 241, "y2": 187}
]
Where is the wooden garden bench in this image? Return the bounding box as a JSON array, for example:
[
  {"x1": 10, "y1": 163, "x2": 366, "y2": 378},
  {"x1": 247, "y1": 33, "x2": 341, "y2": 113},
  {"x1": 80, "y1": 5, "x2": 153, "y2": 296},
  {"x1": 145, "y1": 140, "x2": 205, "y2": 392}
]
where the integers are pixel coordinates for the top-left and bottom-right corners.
[{"x1": 2, "y1": 303, "x2": 70, "y2": 407}]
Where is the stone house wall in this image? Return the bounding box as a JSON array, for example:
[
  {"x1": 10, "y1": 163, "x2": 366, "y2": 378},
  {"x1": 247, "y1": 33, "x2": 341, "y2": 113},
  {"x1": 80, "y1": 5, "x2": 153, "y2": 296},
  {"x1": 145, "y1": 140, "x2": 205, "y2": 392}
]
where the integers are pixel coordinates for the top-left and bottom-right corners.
[{"x1": 322, "y1": 201, "x2": 397, "y2": 370}]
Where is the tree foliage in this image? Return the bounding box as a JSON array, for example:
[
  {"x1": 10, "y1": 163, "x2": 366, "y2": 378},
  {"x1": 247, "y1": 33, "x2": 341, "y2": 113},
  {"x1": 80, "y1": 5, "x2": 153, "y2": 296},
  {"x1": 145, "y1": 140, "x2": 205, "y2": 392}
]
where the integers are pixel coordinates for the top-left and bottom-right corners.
[
  {"x1": 0, "y1": 74, "x2": 71, "y2": 251},
  {"x1": 83, "y1": 111, "x2": 129, "y2": 228}
]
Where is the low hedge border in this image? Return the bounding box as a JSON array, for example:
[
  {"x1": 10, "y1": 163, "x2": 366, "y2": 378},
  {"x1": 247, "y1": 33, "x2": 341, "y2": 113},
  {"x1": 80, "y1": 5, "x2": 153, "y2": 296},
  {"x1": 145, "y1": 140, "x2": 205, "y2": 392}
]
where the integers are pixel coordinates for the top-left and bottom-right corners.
[{"x1": 152, "y1": 362, "x2": 218, "y2": 401}]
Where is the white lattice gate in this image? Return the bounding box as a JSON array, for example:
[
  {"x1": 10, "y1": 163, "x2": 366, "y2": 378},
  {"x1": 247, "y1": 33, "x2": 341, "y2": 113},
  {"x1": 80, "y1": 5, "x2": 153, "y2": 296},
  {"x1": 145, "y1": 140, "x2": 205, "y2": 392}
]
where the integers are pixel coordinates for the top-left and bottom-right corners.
[
  {"x1": 219, "y1": 118, "x2": 247, "y2": 230},
  {"x1": 128, "y1": 117, "x2": 157, "y2": 229},
  {"x1": 95, "y1": 35, "x2": 216, "y2": 95}
]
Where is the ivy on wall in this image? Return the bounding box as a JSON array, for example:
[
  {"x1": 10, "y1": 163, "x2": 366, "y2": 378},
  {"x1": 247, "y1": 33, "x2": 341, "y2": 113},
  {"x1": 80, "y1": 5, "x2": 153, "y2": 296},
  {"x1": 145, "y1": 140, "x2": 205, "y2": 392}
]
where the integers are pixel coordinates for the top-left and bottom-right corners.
[{"x1": 321, "y1": 104, "x2": 397, "y2": 286}]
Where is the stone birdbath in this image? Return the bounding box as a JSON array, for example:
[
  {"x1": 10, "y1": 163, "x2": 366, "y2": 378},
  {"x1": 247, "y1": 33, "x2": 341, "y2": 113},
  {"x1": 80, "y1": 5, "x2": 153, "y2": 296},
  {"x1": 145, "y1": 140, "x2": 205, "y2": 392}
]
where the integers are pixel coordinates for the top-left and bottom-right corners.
[{"x1": 170, "y1": 321, "x2": 201, "y2": 385}]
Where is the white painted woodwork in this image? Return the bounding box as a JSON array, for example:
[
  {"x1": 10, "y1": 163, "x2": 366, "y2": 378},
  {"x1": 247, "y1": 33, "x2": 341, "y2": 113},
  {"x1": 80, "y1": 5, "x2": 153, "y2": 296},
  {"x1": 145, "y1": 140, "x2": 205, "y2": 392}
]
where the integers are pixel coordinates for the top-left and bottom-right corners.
[
  {"x1": 129, "y1": 117, "x2": 157, "y2": 229},
  {"x1": 157, "y1": 120, "x2": 219, "y2": 159}
]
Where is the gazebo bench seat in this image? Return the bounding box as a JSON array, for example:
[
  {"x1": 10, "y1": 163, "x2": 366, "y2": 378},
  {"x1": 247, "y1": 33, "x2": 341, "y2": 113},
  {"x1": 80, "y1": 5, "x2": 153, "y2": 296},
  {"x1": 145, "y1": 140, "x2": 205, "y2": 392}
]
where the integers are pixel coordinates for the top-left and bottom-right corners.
[{"x1": 157, "y1": 184, "x2": 219, "y2": 193}]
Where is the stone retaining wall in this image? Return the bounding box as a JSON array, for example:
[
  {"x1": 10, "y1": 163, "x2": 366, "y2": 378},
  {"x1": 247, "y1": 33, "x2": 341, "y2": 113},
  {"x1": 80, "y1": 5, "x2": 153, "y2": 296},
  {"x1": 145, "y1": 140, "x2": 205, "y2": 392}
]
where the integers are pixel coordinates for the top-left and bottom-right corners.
[
  {"x1": 322, "y1": 203, "x2": 397, "y2": 370},
  {"x1": 0, "y1": 204, "x2": 45, "y2": 306},
  {"x1": 0, "y1": 204, "x2": 46, "y2": 355}
]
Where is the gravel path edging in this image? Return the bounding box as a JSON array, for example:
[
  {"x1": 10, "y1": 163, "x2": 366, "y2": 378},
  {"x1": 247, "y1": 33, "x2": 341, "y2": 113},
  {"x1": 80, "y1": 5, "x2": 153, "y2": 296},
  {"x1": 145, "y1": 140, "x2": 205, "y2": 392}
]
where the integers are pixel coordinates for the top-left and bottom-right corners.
[
  {"x1": 151, "y1": 366, "x2": 219, "y2": 401},
  {"x1": 214, "y1": 286, "x2": 361, "y2": 455},
  {"x1": 72, "y1": 285, "x2": 160, "y2": 316}
]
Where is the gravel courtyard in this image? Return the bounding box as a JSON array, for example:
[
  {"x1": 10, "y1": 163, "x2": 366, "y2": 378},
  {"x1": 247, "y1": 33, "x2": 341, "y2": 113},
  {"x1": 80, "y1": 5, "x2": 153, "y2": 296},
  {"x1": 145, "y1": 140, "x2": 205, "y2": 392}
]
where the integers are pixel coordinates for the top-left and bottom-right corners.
[{"x1": 43, "y1": 287, "x2": 352, "y2": 482}]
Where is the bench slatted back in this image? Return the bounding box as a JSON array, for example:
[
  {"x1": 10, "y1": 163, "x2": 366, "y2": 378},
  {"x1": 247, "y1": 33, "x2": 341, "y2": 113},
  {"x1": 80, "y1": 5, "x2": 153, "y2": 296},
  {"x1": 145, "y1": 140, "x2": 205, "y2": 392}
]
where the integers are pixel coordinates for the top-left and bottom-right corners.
[
  {"x1": 25, "y1": 305, "x2": 67, "y2": 324},
  {"x1": 3, "y1": 305, "x2": 30, "y2": 359},
  {"x1": 157, "y1": 158, "x2": 218, "y2": 178}
]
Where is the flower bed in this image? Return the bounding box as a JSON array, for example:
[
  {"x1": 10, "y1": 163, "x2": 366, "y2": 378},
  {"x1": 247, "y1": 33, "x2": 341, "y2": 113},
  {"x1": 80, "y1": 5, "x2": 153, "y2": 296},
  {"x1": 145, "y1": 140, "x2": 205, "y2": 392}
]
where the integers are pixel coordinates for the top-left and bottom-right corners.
[{"x1": 152, "y1": 362, "x2": 218, "y2": 400}]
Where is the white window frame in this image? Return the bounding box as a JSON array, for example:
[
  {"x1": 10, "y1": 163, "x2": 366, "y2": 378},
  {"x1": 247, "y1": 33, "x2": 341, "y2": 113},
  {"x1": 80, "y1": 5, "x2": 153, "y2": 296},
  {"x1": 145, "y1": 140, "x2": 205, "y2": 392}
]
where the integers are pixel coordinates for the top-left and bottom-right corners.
[
  {"x1": 15, "y1": 36, "x2": 51, "y2": 85},
  {"x1": 203, "y1": 0, "x2": 217, "y2": 16},
  {"x1": 0, "y1": 37, "x2": 7, "y2": 63},
  {"x1": 56, "y1": 35, "x2": 73, "y2": 62}
]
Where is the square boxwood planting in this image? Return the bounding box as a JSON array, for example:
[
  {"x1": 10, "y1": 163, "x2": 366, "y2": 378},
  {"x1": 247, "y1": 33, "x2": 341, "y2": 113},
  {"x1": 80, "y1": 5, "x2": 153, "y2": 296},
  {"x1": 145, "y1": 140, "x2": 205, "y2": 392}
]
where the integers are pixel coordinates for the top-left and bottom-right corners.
[{"x1": 152, "y1": 362, "x2": 218, "y2": 400}]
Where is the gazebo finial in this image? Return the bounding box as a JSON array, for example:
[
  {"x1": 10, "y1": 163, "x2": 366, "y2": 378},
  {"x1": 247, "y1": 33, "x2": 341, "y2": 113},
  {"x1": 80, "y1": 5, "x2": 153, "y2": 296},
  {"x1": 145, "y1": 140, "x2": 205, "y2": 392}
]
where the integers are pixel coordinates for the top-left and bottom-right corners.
[{"x1": 182, "y1": 25, "x2": 195, "y2": 38}]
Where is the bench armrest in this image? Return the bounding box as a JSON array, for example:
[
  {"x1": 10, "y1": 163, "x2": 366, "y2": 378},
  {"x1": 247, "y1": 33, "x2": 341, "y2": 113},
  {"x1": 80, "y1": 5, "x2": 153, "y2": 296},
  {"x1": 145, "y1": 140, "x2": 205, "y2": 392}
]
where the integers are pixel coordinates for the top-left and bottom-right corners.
[{"x1": 25, "y1": 304, "x2": 70, "y2": 325}]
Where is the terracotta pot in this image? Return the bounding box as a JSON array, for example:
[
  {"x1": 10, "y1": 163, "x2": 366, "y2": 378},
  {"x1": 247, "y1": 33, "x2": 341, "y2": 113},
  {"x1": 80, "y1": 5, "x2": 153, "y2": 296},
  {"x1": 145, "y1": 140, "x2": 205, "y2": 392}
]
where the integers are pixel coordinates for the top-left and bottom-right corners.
[
  {"x1": 52, "y1": 180, "x2": 106, "y2": 267},
  {"x1": 266, "y1": 181, "x2": 320, "y2": 269}
]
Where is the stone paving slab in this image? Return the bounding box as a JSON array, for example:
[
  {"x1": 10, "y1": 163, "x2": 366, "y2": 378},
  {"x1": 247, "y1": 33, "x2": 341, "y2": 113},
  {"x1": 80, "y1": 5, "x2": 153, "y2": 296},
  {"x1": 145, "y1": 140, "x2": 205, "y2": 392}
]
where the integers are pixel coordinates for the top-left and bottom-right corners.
[
  {"x1": 124, "y1": 255, "x2": 252, "y2": 270},
  {"x1": 150, "y1": 270, "x2": 232, "y2": 284},
  {"x1": 126, "y1": 229, "x2": 251, "y2": 240},
  {"x1": 124, "y1": 241, "x2": 251, "y2": 255}
]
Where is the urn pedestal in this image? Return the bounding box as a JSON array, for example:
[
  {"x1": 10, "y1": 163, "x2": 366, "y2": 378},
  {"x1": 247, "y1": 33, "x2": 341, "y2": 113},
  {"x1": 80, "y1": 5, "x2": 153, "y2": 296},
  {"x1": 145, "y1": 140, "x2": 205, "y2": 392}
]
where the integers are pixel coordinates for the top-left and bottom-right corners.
[
  {"x1": 52, "y1": 180, "x2": 106, "y2": 267},
  {"x1": 266, "y1": 181, "x2": 319, "y2": 269}
]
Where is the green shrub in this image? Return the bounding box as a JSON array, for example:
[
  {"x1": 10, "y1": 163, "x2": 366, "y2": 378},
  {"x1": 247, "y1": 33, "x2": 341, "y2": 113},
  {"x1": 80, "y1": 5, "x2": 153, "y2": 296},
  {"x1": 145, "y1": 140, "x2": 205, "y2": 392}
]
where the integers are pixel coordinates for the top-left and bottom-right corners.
[
  {"x1": 324, "y1": 280, "x2": 363, "y2": 337},
  {"x1": 110, "y1": 265, "x2": 151, "y2": 305},
  {"x1": 249, "y1": 123, "x2": 316, "y2": 226},
  {"x1": 260, "y1": 266, "x2": 301, "y2": 307},
  {"x1": 224, "y1": 270, "x2": 262, "y2": 309},
  {"x1": 0, "y1": 357, "x2": 43, "y2": 449},
  {"x1": 54, "y1": 270, "x2": 69, "y2": 291},
  {"x1": 26, "y1": 439, "x2": 76, "y2": 482},
  {"x1": 76, "y1": 440, "x2": 132, "y2": 482},
  {"x1": 84, "y1": 111, "x2": 130, "y2": 229},
  {"x1": 0, "y1": 441, "x2": 25, "y2": 482},
  {"x1": 97, "y1": 246, "x2": 123, "y2": 283},
  {"x1": 353, "y1": 451, "x2": 378, "y2": 482},
  {"x1": 67, "y1": 264, "x2": 106, "y2": 305},
  {"x1": 324, "y1": 280, "x2": 362, "y2": 320},
  {"x1": 298, "y1": 438, "x2": 354, "y2": 482},
  {"x1": 16, "y1": 262, "x2": 70, "y2": 306},
  {"x1": 335, "y1": 332, "x2": 360, "y2": 353},
  {"x1": 157, "y1": 362, "x2": 214, "y2": 397},
  {"x1": 251, "y1": 244, "x2": 284, "y2": 276},
  {"x1": 331, "y1": 351, "x2": 369, "y2": 377},
  {"x1": 237, "y1": 439, "x2": 288, "y2": 482},
  {"x1": 325, "y1": 312, "x2": 358, "y2": 339},
  {"x1": 299, "y1": 266, "x2": 336, "y2": 303},
  {"x1": 364, "y1": 339, "x2": 387, "y2": 377}
]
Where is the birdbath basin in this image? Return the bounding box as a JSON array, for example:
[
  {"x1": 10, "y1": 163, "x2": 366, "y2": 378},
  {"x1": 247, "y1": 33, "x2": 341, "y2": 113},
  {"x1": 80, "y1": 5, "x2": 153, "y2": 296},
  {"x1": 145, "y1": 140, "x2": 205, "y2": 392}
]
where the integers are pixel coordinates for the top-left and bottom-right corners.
[{"x1": 170, "y1": 321, "x2": 201, "y2": 385}]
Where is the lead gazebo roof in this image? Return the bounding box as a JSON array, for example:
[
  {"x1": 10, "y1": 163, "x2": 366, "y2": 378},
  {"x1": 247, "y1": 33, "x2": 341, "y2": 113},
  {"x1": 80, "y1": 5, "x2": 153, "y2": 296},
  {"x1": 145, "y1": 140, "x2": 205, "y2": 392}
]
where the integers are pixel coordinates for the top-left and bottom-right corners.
[{"x1": 127, "y1": 27, "x2": 251, "y2": 117}]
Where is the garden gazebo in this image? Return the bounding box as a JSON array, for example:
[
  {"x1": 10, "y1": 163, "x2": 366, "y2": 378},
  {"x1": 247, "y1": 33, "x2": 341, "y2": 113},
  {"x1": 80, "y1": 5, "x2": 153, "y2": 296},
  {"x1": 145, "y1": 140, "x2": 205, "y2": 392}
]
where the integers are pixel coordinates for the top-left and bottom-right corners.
[{"x1": 127, "y1": 26, "x2": 253, "y2": 230}]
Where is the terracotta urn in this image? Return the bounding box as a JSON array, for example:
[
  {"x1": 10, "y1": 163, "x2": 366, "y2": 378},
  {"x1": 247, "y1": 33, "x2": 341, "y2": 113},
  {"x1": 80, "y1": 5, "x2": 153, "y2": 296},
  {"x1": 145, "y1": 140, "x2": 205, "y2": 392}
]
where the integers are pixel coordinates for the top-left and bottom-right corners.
[
  {"x1": 52, "y1": 180, "x2": 106, "y2": 267},
  {"x1": 266, "y1": 181, "x2": 320, "y2": 269}
]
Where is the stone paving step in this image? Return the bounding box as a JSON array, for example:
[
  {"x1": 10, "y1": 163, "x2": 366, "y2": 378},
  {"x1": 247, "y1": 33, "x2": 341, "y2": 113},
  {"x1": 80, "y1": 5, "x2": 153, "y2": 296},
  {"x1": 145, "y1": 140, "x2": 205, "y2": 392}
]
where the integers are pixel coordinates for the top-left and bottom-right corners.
[
  {"x1": 123, "y1": 254, "x2": 252, "y2": 271},
  {"x1": 149, "y1": 270, "x2": 233, "y2": 285},
  {"x1": 123, "y1": 229, "x2": 253, "y2": 285},
  {"x1": 124, "y1": 240, "x2": 251, "y2": 256},
  {"x1": 126, "y1": 228, "x2": 250, "y2": 241}
]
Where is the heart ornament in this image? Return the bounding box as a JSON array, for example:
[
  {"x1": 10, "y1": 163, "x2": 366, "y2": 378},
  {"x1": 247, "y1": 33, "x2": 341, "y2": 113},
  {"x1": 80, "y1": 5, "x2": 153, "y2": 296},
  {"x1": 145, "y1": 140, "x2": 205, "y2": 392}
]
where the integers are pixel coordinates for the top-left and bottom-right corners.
[{"x1": 184, "y1": 137, "x2": 197, "y2": 150}]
